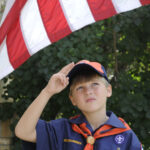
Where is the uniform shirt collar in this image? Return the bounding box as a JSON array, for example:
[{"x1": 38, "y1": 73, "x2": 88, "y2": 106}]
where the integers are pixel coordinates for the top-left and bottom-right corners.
[
  {"x1": 69, "y1": 111, "x2": 126, "y2": 129},
  {"x1": 105, "y1": 111, "x2": 126, "y2": 128},
  {"x1": 69, "y1": 114, "x2": 88, "y2": 124}
]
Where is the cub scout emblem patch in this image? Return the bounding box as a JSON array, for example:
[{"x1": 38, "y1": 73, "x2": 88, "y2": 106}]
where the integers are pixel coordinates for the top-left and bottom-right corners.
[{"x1": 115, "y1": 134, "x2": 125, "y2": 145}]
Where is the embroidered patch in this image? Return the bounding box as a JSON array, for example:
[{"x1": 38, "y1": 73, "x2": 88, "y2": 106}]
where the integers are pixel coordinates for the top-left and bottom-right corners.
[{"x1": 115, "y1": 134, "x2": 125, "y2": 145}]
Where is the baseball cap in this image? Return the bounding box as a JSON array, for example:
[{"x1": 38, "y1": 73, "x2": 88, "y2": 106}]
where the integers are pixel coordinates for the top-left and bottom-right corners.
[{"x1": 67, "y1": 60, "x2": 109, "y2": 84}]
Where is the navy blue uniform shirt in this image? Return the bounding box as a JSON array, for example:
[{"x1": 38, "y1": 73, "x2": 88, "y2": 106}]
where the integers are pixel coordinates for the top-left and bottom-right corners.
[{"x1": 22, "y1": 111, "x2": 142, "y2": 150}]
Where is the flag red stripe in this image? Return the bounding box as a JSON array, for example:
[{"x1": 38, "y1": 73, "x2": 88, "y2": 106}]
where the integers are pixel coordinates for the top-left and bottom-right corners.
[
  {"x1": 6, "y1": 19, "x2": 30, "y2": 69},
  {"x1": 37, "y1": 0, "x2": 72, "y2": 43},
  {"x1": 140, "y1": 0, "x2": 150, "y2": 5},
  {"x1": 87, "y1": 0, "x2": 117, "y2": 21},
  {"x1": 0, "y1": 0, "x2": 27, "y2": 45}
]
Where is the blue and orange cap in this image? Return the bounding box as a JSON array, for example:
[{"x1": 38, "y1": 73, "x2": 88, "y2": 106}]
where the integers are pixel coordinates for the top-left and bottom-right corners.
[{"x1": 67, "y1": 60, "x2": 109, "y2": 84}]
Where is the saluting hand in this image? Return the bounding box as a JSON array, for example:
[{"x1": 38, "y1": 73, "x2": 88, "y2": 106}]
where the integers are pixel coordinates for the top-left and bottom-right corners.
[{"x1": 44, "y1": 62, "x2": 75, "y2": 96}]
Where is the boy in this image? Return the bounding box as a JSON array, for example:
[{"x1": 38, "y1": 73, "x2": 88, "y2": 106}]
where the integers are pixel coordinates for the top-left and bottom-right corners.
[{"x1": 15, "y1": 60, "x2": 142, "y2": 150}]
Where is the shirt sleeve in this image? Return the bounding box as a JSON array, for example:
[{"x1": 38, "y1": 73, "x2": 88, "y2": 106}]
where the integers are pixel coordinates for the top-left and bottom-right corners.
[
  {"x1": 128, "y1": 130, "x2": 142, "y2": 150},
  {"x1": 22, "y1": 119, "x2": 65, "y2": 150},
  {"x1": 36, "y1": 119, "x2": 66, "y2": 150},
  {"x1": 35, "y1": 119, "x2": 58, "y2": 150}
]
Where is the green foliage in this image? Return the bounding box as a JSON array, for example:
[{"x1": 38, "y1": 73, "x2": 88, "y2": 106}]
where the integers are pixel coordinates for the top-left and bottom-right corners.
[{"x1": 1, "y1": 5, "x2": 150, "y2": 150}]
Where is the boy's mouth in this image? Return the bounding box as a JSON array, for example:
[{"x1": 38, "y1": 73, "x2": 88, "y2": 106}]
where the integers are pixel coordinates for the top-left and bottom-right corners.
[{"x1": 86, "y1": 98, "x2": 96, "y2": 103}]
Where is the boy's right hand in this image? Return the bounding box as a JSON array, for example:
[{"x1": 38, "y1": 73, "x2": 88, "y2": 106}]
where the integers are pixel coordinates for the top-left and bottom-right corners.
[{"x1": 44, "y1": 62, "x2": 75, "y2": 96}]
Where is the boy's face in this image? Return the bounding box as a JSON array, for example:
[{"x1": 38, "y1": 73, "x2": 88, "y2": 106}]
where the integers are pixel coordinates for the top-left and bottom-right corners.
[{"x1": 69, "y1": 76, "x2": 112, "y2": 114}]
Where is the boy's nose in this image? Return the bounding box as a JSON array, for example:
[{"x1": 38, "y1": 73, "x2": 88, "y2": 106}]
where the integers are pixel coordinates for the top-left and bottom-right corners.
[{"x1": 84, "y1": 86, "x2": 93, "y2": 95}]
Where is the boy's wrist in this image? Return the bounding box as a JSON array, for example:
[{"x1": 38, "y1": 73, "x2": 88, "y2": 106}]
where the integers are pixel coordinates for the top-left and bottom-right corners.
[{"x1": 42, "y1": 87, "x2": 55, "y2": 99}]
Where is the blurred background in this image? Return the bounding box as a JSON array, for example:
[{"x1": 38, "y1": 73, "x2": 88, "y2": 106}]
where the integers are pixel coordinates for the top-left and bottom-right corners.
[{"x1": 0, "y1": 1, "x2": 150, "y2": 150}]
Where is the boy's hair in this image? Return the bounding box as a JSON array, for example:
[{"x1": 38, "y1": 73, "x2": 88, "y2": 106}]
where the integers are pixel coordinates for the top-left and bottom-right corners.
[{"x1": 69, "y1": 68, "x2": 110, "y2": 95}]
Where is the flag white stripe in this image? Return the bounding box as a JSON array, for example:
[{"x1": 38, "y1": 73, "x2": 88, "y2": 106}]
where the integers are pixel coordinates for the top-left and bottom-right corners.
[
  {"x1": 20, "y1": 0, "x2": 51, "y2": 55},
  {"x1": 0, "y1": 0, "x2": 15, "y2": 26},
  {"x1": 59, "y1": 0, "x2": 95, "y2": 32},
  {"x1": 0, "y1": 39, "x2": 14, "y2": 79},
  {"x1": 112, "y1": 0, "x2": 142, "y2": 13}
]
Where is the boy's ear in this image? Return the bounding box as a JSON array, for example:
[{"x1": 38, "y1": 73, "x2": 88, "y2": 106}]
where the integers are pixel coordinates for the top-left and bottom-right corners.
[
  {"x1": 107, "y1": 84, "x2": 112, "y2": 98},
  {"x1": 69, "y1": 94, "x2": 77, "y2": 106}
]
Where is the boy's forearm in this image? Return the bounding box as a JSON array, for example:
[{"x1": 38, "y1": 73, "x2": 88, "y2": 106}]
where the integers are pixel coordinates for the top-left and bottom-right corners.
[{"x1": 15, "y1": 87, "x2": 53, "y2": 142}]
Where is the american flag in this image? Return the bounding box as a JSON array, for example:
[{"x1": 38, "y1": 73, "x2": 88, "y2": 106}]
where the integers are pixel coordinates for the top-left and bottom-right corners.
[{"x1": 0, "y1": 0, "x2": 150, "y2": 80}]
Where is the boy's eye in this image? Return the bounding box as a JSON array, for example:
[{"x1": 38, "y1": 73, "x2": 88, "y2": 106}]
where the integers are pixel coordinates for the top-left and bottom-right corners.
[
  {"x1": 92, "y1": 83, "x2": 99, "y2": 86},
  {"x1": 76, "y1": 86, "x2": 83, "y2": 91}
]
